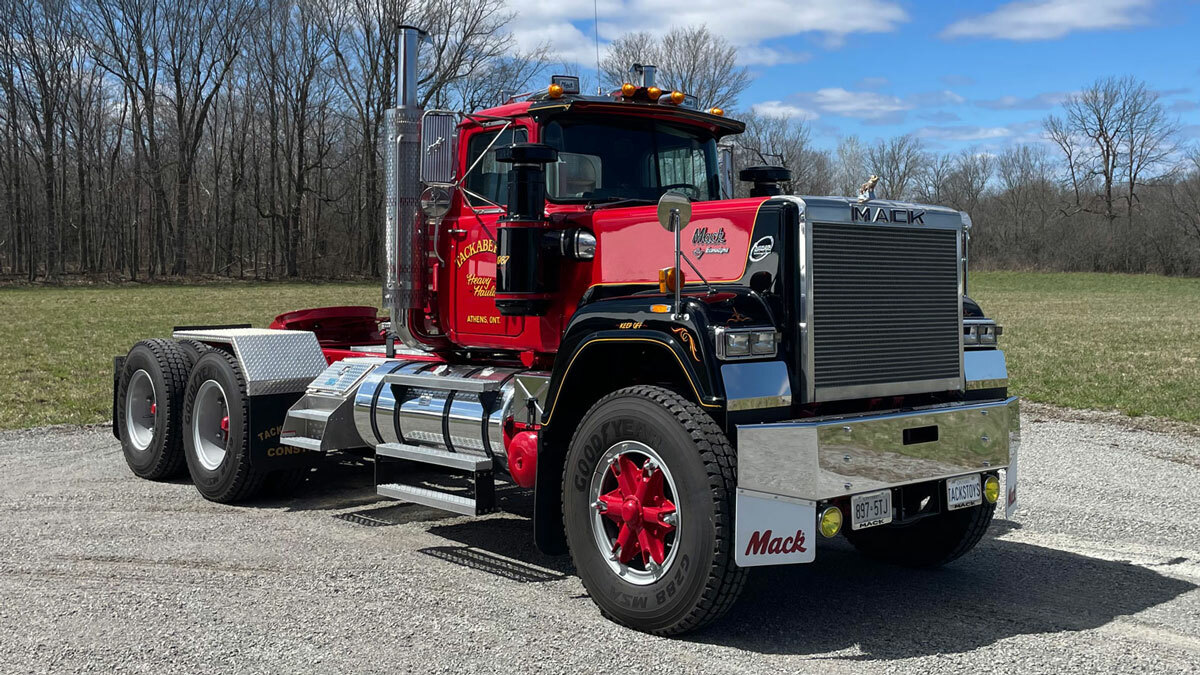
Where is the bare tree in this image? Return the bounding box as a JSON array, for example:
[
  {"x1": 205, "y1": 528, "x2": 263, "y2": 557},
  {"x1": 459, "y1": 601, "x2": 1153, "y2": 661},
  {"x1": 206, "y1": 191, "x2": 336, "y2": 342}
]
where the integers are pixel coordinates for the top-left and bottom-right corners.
[
  {"x1": 8, "y1": 0, "x2": 73, "y2": 279},
  {"x1": 833, "y1": 135, "x2": 868, "y2": 197},
  {"x1": 866, "y1": 134, "x2": 926, "y2": 200},
  {"x1": 735, "y1": 111, "x2": 832, "y2": 195},
  {"x1": 601, "y1": 25, "x2": 751, "y2": 110}
]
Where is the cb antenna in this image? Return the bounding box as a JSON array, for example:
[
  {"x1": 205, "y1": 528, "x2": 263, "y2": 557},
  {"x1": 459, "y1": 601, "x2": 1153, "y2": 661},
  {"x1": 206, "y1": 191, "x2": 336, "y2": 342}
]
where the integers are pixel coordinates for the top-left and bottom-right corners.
[{"x1": 593, "y1": 0, "x2": 602, "y2": 94}]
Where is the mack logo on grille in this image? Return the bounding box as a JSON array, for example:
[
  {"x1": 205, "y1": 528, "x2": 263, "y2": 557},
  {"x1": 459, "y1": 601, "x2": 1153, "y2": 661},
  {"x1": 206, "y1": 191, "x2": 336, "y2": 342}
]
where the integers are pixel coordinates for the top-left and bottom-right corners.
[
  {"x1": 744, "y1": 528, "x2": 807, "y2": 556},
  {"x1": 850, "y1": 205, "x2": 926, "y2": 224},
  {"x1": 691, "y1": 227, "x2": 727, "y2": 245}
]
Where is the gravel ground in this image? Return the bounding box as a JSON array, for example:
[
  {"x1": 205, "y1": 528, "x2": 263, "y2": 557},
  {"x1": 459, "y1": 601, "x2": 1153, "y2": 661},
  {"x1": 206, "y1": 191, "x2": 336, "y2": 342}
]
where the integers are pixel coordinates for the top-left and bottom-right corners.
[{"x1": 1, "y1": 410, "x2": 1198, "y2": 674}]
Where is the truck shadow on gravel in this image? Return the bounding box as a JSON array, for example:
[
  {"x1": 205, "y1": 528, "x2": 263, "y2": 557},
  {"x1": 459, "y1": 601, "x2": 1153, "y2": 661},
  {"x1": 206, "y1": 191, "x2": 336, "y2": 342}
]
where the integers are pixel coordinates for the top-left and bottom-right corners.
[
  {"x1": 252, "y1": 459, "x2": 1196, "y2": 661},
  {"x1": 689, "y1": 534, "x2": 1197, "y2": 660}
]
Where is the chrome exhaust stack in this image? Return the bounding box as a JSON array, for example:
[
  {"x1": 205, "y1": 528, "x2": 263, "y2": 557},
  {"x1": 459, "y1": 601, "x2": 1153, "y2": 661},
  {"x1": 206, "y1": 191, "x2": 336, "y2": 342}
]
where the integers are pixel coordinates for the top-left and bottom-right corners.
[{"x1": 383, "y1": 25, "x2": 431, "y2": 354}]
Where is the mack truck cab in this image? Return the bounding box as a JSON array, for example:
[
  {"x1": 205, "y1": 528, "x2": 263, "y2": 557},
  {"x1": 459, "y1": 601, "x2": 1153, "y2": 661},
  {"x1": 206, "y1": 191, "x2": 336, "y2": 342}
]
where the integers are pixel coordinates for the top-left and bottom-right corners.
[{"x1": 112, "y1": 26, "x2": 1019, "y2": 635}]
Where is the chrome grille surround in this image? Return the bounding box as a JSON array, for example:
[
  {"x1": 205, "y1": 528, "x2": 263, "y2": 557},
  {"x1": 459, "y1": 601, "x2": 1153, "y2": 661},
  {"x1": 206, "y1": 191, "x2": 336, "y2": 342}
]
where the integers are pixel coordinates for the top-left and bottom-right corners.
[{"x1": 779, "y1": 197, "x2": 965, "y2": 403}]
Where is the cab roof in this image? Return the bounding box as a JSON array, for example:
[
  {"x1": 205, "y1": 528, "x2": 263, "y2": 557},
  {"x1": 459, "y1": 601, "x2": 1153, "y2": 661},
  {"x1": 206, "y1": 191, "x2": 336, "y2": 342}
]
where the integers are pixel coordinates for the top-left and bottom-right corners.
[{"x1": 469, "y1": 95, "x2": 745, "y2": 138}]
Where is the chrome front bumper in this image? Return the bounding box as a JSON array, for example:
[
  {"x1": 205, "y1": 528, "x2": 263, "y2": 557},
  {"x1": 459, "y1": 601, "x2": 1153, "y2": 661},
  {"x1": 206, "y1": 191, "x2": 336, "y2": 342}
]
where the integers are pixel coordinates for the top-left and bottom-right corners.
[
  {"x1": 737, "y1": 396, "x2": 1020, "y2": 502},
  {"x1": 732, "y1": 396, "x2": 1020, "y2": 567}
]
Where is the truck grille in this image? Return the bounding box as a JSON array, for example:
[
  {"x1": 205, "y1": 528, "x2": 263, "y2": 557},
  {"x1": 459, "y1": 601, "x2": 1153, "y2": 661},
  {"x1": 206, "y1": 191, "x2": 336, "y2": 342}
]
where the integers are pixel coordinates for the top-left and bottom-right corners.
[{"x1": 810, "y1": 222, "x2": 961, "y2": 399}]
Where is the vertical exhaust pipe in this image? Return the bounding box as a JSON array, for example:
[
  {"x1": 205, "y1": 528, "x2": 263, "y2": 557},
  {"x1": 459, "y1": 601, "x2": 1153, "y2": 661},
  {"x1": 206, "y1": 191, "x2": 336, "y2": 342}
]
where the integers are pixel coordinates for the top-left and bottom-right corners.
[{"x1": 383, "y1": 25, "x2": 430, "y2": 354}]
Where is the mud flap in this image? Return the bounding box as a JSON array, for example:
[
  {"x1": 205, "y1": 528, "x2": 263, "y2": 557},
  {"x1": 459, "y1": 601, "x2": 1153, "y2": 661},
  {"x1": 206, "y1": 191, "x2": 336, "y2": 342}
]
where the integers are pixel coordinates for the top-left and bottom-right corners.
[
  {"x1": 112, "y1": 356, "x2": 125, "y2": 440},
  {"x1": 248, "y1": 393, "x2": 321, "y2": 470},
  {"x1": 734, "y1": 489, "x2": 816, "y2": 567}
]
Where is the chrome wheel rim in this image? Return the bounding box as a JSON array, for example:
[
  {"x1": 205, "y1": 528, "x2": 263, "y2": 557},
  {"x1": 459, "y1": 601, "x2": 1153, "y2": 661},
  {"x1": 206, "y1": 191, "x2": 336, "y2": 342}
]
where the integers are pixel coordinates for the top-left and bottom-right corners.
[
  {"x1": 588, "y1": 440, "x2": 681, "y2": 586},
  {"x1": 124, "y1": 369, "x2": 156, "y2": 452},
  {"x1": 192, "y1": 380, "x2": 229, "y2": 471}
]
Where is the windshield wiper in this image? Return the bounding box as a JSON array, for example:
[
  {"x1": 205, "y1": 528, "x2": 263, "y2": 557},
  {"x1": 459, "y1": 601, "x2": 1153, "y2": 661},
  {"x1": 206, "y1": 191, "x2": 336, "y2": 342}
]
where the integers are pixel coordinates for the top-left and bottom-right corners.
[{"x1": 585, "y1": 197, "x2": 657, "y2": 210}]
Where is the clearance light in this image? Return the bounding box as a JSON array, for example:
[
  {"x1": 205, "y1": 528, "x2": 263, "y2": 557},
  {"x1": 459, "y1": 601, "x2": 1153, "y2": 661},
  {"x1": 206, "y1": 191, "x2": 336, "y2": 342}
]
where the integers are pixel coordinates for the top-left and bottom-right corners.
[
  {"x1": 621, "y1": 83, "x2": 637, "y2": 98},
  {"x1": 548, "y1": 83, "x2": 564, "y2": 99},
  {"x1": 650, "y1": 304, "x2": 671, "y2": 314},
  {"x1": 707, "y1": 107, "x2": 724, "y2": 116},
  {"x1": 669, "y1": 90, "x2": 685, "y2": 105},
  {"x1": 658, "y1": 266, "x2": 684, "y2": 293},
  {"x1": 983, "y1": 475, "x2": 1001, "y2": 504},
  {"x1": 647, "y1": 86, "x2": 662, "y2": 101},
  {"x1": 819, "y1": 506, "x2": 843, "y2": 538}
]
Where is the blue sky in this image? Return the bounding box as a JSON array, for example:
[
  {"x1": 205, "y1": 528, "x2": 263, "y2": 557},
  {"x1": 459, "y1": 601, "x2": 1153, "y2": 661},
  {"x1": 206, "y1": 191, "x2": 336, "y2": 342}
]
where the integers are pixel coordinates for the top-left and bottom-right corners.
[{"x1": 507, "y1": 0, "x2": 1200, "y2": 152}]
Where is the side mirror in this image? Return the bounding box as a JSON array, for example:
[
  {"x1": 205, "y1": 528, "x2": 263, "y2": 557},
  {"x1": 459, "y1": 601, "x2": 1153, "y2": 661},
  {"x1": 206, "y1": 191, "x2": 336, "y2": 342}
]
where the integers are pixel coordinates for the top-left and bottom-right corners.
[
  {"x1": 419, "y1": 111, "x2": 458, "y2": 185},
  {"x1": 656, "y1": 192, "x2": 692, "y2": 233}
]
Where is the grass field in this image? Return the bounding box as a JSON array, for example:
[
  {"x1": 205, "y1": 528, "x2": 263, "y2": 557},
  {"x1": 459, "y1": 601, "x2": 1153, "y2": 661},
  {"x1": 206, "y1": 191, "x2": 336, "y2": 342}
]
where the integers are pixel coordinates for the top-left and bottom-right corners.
[{"x1": 0, "y1": 272, "x2": 1197, "y2": 430}]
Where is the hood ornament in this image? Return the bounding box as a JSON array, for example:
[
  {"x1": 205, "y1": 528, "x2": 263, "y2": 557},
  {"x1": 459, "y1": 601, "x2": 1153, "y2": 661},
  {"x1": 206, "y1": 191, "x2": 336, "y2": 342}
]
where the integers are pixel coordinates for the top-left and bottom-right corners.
[{"x1": 857, "y1": 175, "x2": 879, "y2": 203}]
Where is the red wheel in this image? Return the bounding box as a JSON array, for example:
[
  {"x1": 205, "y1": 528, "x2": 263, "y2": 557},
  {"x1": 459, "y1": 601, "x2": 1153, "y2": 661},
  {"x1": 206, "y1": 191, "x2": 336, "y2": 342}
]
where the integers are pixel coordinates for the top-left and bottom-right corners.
[{"x1": 589, "y1": 441, "x2": 681, "y2": 584}]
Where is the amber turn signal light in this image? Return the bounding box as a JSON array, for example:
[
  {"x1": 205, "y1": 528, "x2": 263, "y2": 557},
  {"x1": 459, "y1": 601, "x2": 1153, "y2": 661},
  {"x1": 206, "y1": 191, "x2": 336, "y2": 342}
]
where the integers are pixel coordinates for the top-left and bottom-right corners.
[{"x1": 658, "y1": 267, "x2": 685, "y2": 293}]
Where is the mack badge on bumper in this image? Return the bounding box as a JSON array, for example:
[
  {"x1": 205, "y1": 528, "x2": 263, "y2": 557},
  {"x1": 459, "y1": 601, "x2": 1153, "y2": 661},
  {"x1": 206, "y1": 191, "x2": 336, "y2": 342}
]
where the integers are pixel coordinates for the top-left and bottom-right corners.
[{"x1": 734, "y1": 490, "x2": 816, "y2": 567}]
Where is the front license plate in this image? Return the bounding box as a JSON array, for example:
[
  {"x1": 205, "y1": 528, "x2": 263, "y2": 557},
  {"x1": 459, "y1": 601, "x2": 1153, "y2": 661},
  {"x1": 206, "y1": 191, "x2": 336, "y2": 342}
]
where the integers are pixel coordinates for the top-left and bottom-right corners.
[
  {"x1": 851, "y1": 489, "x2": 892, "y2": 530},
  {"x1": 946, "y1": 474, "x2": 982, "y2": 511}
]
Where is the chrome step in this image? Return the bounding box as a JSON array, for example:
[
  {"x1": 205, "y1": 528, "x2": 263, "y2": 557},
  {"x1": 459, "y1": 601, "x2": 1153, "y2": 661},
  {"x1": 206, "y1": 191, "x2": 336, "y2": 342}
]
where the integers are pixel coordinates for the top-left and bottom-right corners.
[
  {"x1": 280, "y1": 436, "x2": 323, "y2": 451},
  {"x1": 383, "y1": 372, "x2": 504, "y2": 393},
  {"x1": 287, "y1": 408, "x2": 333, "y2": 423},
  {"x1": 376, "y1": 442, "x2": 492, "y2": 471},
  {"x1": 377, "y1": 483, "x2": 481, "y2": 516}
]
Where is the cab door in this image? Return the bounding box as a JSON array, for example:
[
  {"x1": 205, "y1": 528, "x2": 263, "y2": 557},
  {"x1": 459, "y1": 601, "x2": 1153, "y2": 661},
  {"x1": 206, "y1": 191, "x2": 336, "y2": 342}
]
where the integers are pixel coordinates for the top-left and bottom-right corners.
[{"x1": 448, "y1": 124, "x2": 528, "y2": 340}]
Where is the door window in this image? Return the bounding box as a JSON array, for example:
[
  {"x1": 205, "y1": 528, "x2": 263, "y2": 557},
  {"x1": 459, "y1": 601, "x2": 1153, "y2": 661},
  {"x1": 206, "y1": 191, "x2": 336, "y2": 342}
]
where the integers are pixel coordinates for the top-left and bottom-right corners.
[{"x1": 463, "y1": 126, "x2": 528, "y2": 208}]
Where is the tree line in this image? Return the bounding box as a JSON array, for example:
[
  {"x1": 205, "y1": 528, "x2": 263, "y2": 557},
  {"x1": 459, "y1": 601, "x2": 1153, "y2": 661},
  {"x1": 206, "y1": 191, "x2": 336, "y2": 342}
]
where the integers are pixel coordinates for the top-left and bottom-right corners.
[{"x1": 1, "y1": 3, "x2": 1198, "y2": 282}]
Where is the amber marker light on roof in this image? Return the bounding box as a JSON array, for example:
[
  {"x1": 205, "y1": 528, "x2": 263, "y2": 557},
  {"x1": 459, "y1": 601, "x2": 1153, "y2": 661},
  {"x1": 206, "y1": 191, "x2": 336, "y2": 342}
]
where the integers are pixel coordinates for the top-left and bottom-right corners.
[
  {"x1": 647, "y1": 86, "x2": 662, "y2": 101},
  {"x1": 621, "y1": 83, "x2": 637, "y2": 98},
  {"x1": 548, "y1": 83, "x2": 564, "y2": 99},
  {"x1": 707, "y1": 107, "x2": 724, "y2": 116},
  {"x1": 669, "y1": 90, "x2": 685, "y2": 105}
]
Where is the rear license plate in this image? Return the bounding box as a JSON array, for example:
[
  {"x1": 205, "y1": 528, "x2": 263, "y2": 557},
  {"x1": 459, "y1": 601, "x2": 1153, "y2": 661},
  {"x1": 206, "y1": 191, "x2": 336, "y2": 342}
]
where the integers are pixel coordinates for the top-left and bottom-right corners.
[
  {"x1": 850, "y1": 489, "x2": 892, "y2": 530},
  {"x1": 946, "y1": 474, "x2": 982, "y2": 511}
]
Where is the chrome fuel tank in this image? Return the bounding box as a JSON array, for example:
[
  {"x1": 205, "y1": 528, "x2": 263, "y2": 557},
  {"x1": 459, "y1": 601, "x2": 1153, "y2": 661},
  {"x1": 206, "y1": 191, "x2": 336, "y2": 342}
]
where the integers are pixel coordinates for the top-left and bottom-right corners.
[{"x1": 353, "y1": 360, "x2": 521, "y2": 461}]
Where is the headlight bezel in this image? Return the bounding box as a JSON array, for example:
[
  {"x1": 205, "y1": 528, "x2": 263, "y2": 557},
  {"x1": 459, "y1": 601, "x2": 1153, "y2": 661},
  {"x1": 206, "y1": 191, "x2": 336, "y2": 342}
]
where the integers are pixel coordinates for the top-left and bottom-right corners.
[
  {"x1": 963, "y1": 319, "x2": 1001, "y2": 348},
  {"x1": 712, "y1": 326, "x2": 780, "y2": 360}
]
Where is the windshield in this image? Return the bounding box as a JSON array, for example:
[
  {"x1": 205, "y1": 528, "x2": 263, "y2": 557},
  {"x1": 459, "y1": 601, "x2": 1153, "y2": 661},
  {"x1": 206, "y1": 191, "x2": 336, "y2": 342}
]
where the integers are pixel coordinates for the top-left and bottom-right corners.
[{"x1": 541, "y1": 116, "x2": 720, "y2": 203}]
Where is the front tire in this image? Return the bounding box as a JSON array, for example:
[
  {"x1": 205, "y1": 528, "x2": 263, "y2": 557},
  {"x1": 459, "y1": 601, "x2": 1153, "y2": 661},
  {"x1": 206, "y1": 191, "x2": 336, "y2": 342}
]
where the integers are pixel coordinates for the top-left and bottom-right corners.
[
  {"x1": 562, "y1": 386, "x2": 745, "y2": 635},
  {"x1": 843, "y1": 499, "x2": 995, "y2": 568},
  {"x1": 182, "y1": 351, "x2": 267, "y2": 503}
]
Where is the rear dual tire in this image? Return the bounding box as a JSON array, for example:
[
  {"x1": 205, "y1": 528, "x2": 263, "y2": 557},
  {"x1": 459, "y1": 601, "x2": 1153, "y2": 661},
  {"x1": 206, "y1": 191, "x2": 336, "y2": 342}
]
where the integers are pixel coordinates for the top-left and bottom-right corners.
[
  {"x1": 182, "y1": 351, "x2": 268, "y2": 503},
  {"x1": 116, "y1": 339, "x2": 194, "y2": 480}
]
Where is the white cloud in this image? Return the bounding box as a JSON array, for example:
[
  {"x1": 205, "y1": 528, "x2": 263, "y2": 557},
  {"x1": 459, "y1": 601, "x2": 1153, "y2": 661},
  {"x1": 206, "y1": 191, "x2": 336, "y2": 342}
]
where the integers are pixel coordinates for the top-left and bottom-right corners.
[
  {"x1": 917, "y1": 125, "x2": 1013, "y2": 142},
  {"x1": 941, "y1": 0, "x2": 1152, "y2": 41},
  {"x1": 739, "y1": 46, "x2": 812, "y2": 67},
  {"x1": 975, "y1": 91, "x2": 1071, "y2": 110},
  {"x1": 505, "y1": 0, "x2": 909, "y2": 67},
  {"x1": 751, "y1": 100, "x2": 820, "y2": 120},
  {"x1": 811, "y1": 88, "x2": 912, "y2": 119}
]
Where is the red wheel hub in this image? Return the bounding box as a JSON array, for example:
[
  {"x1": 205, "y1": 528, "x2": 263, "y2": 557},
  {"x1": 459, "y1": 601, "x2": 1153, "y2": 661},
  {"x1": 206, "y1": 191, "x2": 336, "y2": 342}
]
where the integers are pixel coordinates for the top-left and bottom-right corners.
[{"x1": 597, "y1": 455, "x2": 677, "y2": 566}]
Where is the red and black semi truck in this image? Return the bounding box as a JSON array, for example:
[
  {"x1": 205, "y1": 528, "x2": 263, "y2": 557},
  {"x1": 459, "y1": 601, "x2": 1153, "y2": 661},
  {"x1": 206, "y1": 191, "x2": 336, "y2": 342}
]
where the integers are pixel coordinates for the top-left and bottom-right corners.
[{"x1": 112, "y1": 26, "x2": 1020, "y2": 635}]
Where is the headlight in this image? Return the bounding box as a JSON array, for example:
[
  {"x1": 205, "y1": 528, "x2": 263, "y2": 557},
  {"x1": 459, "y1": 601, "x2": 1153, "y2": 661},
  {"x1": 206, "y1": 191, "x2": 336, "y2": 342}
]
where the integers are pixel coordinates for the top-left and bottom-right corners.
[
  {"x1": 725, "y1": 332, "x2": 751, "y2": 357},
  {"x1": 714, "y1": 327, "x2": 778, "y2": 360},
  {"x1": 964, "y1": 320, "x2": 1001, "y2": 347}
]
